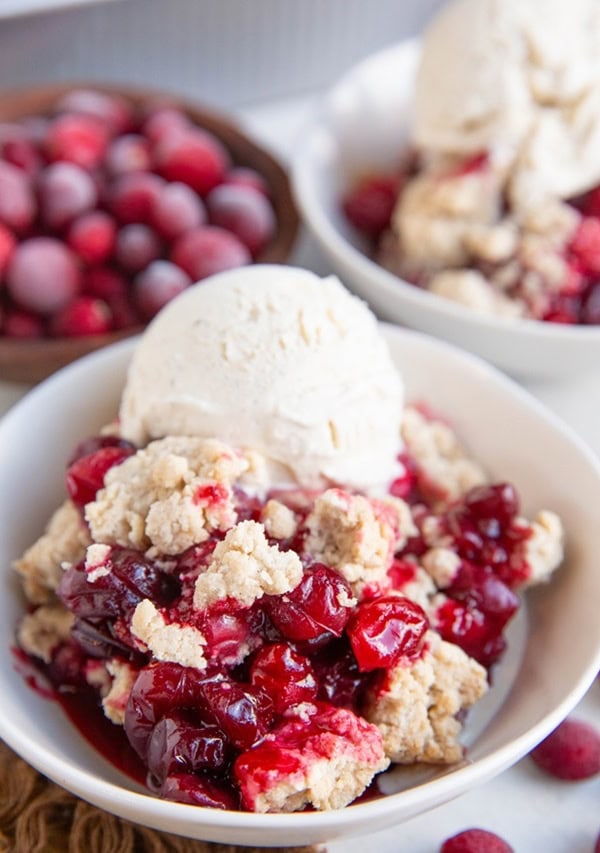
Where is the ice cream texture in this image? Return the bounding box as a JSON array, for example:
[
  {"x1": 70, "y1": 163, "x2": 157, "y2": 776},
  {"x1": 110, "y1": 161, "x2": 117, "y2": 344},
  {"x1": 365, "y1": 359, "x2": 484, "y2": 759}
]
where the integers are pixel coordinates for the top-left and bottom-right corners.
[{"x1": 120, "y1": 265, "x2": 404, "y2": 491}]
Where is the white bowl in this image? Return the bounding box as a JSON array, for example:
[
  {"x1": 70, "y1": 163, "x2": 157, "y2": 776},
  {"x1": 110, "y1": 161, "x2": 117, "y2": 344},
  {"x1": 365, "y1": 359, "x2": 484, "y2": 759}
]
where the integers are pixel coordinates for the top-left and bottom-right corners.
[
  {"x1": 0, "y1": 328, "x2": 599, "y2": 846},
  {"x1": 292, "y1": 40, "x2": 600, "y2": 380}
]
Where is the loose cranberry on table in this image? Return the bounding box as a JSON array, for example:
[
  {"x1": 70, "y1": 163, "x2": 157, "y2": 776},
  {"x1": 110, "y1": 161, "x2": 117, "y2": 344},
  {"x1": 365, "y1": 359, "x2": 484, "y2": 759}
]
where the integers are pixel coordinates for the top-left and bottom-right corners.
[
  {"x1": 529, "y1": 717, "x2": 600, "y2": 781},
  {"x1": 440, "y1": 828, "x2": 514, "y2": 853}
]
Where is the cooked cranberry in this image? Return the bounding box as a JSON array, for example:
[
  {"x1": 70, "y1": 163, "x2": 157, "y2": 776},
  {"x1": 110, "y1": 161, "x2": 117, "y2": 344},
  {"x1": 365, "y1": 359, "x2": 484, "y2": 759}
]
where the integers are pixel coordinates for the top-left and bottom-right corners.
[
  {"x1": 71, "y1": 617, "x2": 141, "y2": 659},
  {"x1": 530, "y1": 717, "x2": 600, "y2": 781},
  {"x1": 6, "y1": 238, "x2": 81, "y2": 314},
  {"x1": 389, "y1": 456, "x2": 418, "y2": 501},
  {"x1": 55, "y1": 89, "x2": 134, "y2": 135},
  {"x1": 67, "y1": 211, "x2": 116, "y2": 265},
  {"x1": 2, "y1": 309, "x2": 44, "y2": 338},
  {"x1": 569, "y1": 217, "x2": 600, "y2": 276},
  {"x1": 46, "y1": 640, "x2": 88, "y2": 688},
  {"x1": 265, "y1": 564, "x2": 354, "y2": 642},
  {"x1": 463, "y1": 483, "x2": 519, "y2": 528},
  {"x1": 65, "y1": 444, "x2": 135, "y2": 506},
  {"x1": 206, "y1": 184, "x2": 275, "y2": 257},
  {"x1": 134, "y1": 260, "x2": 191, "y2": 319},
  {"x1": 250, "y1": 643, "x2": 317, "y2": 714},
  {"x1": 50, "y1": 296, "x2": 112, "y2": 338},
  {"x1": 150, "y1": 181, "x2": 206, "y2": 240},
  {"x1": 312, "y1": 638, "x2": 369, "y2": 710},
  {"x1": 105, "y1": 134, "x2": 152, "y2": 177},
  {"x1": 347, "y1": 596, "x2": 428, "y2": 671},
  {"x1": 115, "y1": 223, "x2": 162, "y2": 273},
  {"x1": 67, "y1": 434, "x2": 136, "y2": 466},
  {"x1": 171, "y1": 225, "x2": 250, "y2": 280},
  {"x1": 154, "y1": 128, "x2": 229, "y2": 195},
  {"x1": 0, "y1": 223, "x2": 16, "y2": 279},
  {"x1": 46, "y1": 113, "x2": 108, "y2": 170},
  {"x1": 197, "y1": 679, "x2": 274, "y2": 750},
  {"x1": 38, "y1": 162, "x2": 97, "y2": 229},
  {"x1": 435, "y1": 598, "x2": 507, "y2": 668},
  {"x1": 110, "y1": 172, "x2": 165, "y2": 225},
  {"x1": 440, "y1": 827, "x2": 513, "y2": 852},
  {"x1": 582, "y1": 283, "x2": 600, "y2": 325},
  {"x1": 342, "y1": 175, "x2": 399, "y2": 238},
  {"x1": 146, "y1": 712, "x2": 229, "y2": 782},
  {"x1": 0, "y1": 161, "x2": 36, "y2": 232},
  {"x1": 158, "y1": 771, "x2": 238, "y2": 809},
  {"x1": 176, "y1": 540, "x2": 218, "y2": 578}
]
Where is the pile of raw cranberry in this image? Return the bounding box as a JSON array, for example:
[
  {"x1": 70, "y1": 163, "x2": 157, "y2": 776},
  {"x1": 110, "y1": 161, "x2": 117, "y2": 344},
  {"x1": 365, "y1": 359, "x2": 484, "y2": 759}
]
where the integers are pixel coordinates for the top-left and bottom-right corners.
[{"x1": 0, "y1": 89, "x2": 276, "y2": 338}]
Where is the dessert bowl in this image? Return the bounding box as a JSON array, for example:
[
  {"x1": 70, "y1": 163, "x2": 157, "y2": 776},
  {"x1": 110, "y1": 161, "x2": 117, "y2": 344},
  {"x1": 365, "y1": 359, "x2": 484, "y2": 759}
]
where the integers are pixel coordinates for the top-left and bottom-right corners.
[
  {"x1": 292, "y1": 40, "x2": 600, "y2": 380},
  {"x1": 0, "y1": 83, "x2": 299, "y2": 384},
  {"x1": 0, "y1": 326, "x2": 599, "y2": 846}
]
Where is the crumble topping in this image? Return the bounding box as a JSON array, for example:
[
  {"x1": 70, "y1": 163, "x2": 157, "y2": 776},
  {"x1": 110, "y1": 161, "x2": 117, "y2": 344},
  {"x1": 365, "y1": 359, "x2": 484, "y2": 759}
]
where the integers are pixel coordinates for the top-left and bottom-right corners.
[
  {"x1": 17, "y1": 603, "x2": 75, "y2": 664},
  {"x1": 520, "y1": 509, "x2": 564, "y2": 586},
  {"x1": 131, "y1": 599, "x2": 207, "y2": 670},
  {"x1": 261, "y1": 499, "x2": 298, "y2": 540},
  {"x1": 102, "y1": 659, "x2": 138, "y2": 725},
  {"x1": 193, "y1": 520, "x2": 303, "y2": 610},
  {"x1": 84, "y1": 543, "x2": 112, "y2": 582},
  {"x1": 14, "y1": 500, "x2": 91, "y2": 604},
  {"x1": 429, "y1": 269, "x2": 524, "y2": 317},
  {"x1": 365, "y1": 630, "x2": 487, "y2": 764},
  {"x1": 421, "y1": 547, "x2": 461, "y2": 589}
]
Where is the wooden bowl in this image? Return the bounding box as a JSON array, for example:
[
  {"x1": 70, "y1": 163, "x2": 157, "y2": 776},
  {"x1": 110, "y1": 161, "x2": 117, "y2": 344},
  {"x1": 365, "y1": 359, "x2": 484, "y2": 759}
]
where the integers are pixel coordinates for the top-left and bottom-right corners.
[{"x1": 0, "y1": 84, "x2": 300, "y2": 384}]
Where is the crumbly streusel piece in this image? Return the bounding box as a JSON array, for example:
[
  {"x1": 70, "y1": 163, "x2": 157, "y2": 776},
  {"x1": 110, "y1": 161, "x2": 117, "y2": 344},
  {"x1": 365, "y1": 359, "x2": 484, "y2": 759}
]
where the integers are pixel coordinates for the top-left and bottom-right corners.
[
  {"x1": 86, "y1": 437, "x2": 249, "y2": 555},
  {"x1": 401, "y1": 406, "x2": 487, "y2": 505},
  {"x1": 519, "y1": 509, "x2": 564, "y2": 587},
  {"x1": 102, "y1": 659, "x2": 138, "y2": 725},
  {"x1": 193, "y1": 520, "x2": 303, "y2": 610},
  {"x1": 365, "y1": 630, "x2": 487, "y2": 765},
  {"x1": 429, "y1": 269, "x2": 525, "y2": 318},
  {"x1": 304, "y1": 489, "x2": 415, "y2": 589},
  {"x1": 421, "y1": 546, "x2": 461, "y2": 589},
  {"x1": 17, "y1": 602, "x2": 75, "y2": 663},
  {"x1": 261, "y1": 499, "x2": 298, "y2": 540},
  {"x1": 131, "y1": 599, "x2": 208, "y2": 670},
  {"x1": 14, "y1": 500, "x2": 91, "y2": 604}
]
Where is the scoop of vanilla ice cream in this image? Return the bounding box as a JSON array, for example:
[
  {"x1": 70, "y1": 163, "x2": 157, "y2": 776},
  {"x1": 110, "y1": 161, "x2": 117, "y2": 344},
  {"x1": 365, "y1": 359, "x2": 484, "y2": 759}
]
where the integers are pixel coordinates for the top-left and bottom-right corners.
[
  {"x1": 414, "y1": 0, "x2": 600, "y2": 205},
  {"x1": 119, "y1": 266, "x2": 403, "y2": 491}
]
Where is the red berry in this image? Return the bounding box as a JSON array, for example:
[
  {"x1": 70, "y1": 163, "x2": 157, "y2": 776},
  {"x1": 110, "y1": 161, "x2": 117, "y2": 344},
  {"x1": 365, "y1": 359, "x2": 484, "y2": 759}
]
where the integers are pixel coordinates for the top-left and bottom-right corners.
[
  {"x1": 206, "y1": 184, "x2": 275, "y2": 257},
  {"x1": 84, "y1": 266, "x2": 127, "y2": 300},
  {"x1": 2, "y1": 309, "x2": 44, "y2": 338},
  {"x1": 223, "y1": 166, "x2": 269, "y2": 195},
  {"x1": 0, "y1": 161, "x2": 36, "y2": 232},
  {"x1": 55, "y1": 88, "x2": 135, "y2": 135},
  {"x1": 342, "y1": 175, "x2": 399, "y2": 238},
  {"x1": 142, "y1": 106, "x2": 190, "y2": 145},
  {"x1": 0, "y1": 223, "x2": 16, "y2": 280},
  {"x1": 39, "y1": 162, "x2": 97, "y2": 229},
  {"x1": 154, "y1": 128, "x2": 229, "y2": 195},
  {"x1": 171, "y1": 225, "x2": 250, "y2": 280},
  {"x1": 67, "y1": 211, "x2": 117, "y2": 265},
  {"x1": 65, "y1": 444, "x2": 135, "y2": 506},
  {"x1": 582, "y1": 284, "x2": 600, "y2": 325},
  {"x1": 6, "y1": 237, "x2": 80, "y2": 314},
  {"x1": 46, "y1": 113, "x2": 109, "y2": 170},
  {"x1": 116, "y1": 223, "x2": 162, "y2": 273},
  {"x1": 134, "y1": 260, "x2": 191, "y2": 319},
  {"x1": 197, "y1": 679, "x2": 274, "y2": 750},
  {"x1": 569, "y1": 217, "x2": 600, "y2": 276},
  {"x1": 440, "y1": 828, "x2": 514, "y2": 852},
  {"x1": 158, "y1": 772, "x2": 237, "y2": 810},
  {"x1": 150, "y1": 181, "x2": 206, "y2": 240},
  {"x1": 250, "y1": 643, "x2": 318, "y2": 714},
  {"x1": 107, "y1": 293, "x2": 140, "y2": 330},
  {"x1": 347, "y1": 596, "x2": 428, "y2": 671},
  {"x1": 146, "y1": 713, "x2": 229, "y2": 782},
  {"x1": 50, "y1": 296, "x2": 111, "y2": 337},
  {"x1": 530, "y1": 717, "x2": 600, "y2": 781},
  {"x1": 110, "y1": 172, "x2": 164, "y2": 224},
  {"x1": 595, "y1": 831, "x2": 600, "y2": 853},
  {"x1": 105, "y1": 134, "x2": 152, "y2": 177},
  {"x1": 1, "y1": 133, "x2": 42, "y2": 177}
]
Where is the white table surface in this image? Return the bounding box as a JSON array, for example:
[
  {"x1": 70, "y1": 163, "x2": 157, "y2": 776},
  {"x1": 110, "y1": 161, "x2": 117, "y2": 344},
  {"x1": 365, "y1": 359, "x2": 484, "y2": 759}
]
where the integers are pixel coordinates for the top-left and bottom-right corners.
[{"x1": 1, "y1": 93, "x2": 598, "y2": 853}]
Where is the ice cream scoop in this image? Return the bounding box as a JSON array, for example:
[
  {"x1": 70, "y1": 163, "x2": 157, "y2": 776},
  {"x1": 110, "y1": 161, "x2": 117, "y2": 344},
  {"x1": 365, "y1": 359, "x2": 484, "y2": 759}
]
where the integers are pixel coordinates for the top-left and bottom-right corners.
[{"x1": 119, "y1": 265, "x2": 403, "y2": 491}]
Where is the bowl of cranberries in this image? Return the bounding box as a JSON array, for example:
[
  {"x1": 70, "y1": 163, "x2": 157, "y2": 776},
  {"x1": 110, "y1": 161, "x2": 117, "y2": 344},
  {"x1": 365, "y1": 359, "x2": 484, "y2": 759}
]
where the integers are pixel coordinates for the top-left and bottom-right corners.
[
  {"x1": 0, "y1": 325, "x2": 599, "y2": 845},
  {"x1": 0, "y1": 85, "x2": 299, "y2": 383},
  {"x1": 292, "y1": 40, "x2": 600, "y2": 379}
]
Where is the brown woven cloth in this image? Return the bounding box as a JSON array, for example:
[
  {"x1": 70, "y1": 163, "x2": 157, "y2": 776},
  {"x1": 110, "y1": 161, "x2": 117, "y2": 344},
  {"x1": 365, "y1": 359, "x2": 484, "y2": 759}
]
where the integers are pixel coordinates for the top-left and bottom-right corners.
[{"x1": 0, "y1": 741, "x2": 325, "y2": 853}]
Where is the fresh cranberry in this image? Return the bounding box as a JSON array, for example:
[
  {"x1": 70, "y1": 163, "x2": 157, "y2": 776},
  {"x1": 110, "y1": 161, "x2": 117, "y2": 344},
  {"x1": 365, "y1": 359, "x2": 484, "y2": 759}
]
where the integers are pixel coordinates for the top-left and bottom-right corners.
[
  {"x1": 146, "y1": 712, "x2": 229, "y2": 782},
  {"x1": 171, "y1": 225, "x2": 250, "y2": 280},
  {"x1": 108, "y1": 293, "x2": 141, "y2": 330},
  {"x1": 105, "y1": 134, "x2": 152, "y2": 177},
  {"x1": 347, "y1": 596, "x2": 428, "y2": 671},
  {"x1": 67, "y1": 211, "x2": 116, "y2": 265},
  {"x1": 569, "y1": 217, "x2": 600, "y2": 276},
  {"x1": 46, "y1": 113, "x2": 108, "y2": 170},
  {"x1": 67, "y1": 433, "x2": 136, "y2": 466},
  {"x1": 142, "y1": 106, "x2": 190, "y2": 145},
  {"x1": 223, "y1": 166, "x2": 269, "y2": 195},
  {"x1": 250, "y1": 643, "x2": 318, "y2": 714},
  {"x1": 50, "y1": 296, "x2": 112, "y2": 337},
  {"x1": 0, "y1": 161, "x2": 36, "y2": 232},
  {"x1": 530, "y1": 717, "x2": 600, "y2": 781},
  {"x1": 55, "y1": 89, "x2": 134, "y2": 135},
  {"x1": 115, "y1": 223, "x2": 162, "y2": 273},
  {"x1": 342, "y1": 175, "x2": 399, "y2": 238},
  {"x1": 197, "y1": 679, "x2": 274, "y2": 750},
  {"x1": 150, "y1": 181, "x2": 206, "y2": 240},
  {"x1": 206, "y1": 184, "x2": 275, "y2": 257},
  {"x1": 2, "y1": 309, "x2": 44, "y2": 338},
  {"x1": 6, "y1": 237, "x2": 80, "y2": 314},
  {"x1": 265, "y1": 564, "x2": 354, "y2": 642},
  {"x1": 440, "y1": 828, "x2": 513, "y2": 852},
  {"x1": 65, "y1": 444, "x2": 135, "y2": 506},
  {"x1": 582, "y1": 283, "x2": 600, "y2": 325},
  {"x1": 154, "y1": 128, "x2": 229, "y2": 195},
  {"x1": 38, "y1": 162, "x2": 97, "y2": 229},
  {"x1": 1, "y1": 134, "x2": 41, "y2": 177},
  {"x1": 110, "y1": 172, "x2": 165, "y2": 224},
  {"x1": 134, "y1": 260, "x2": 191, "y2": 318},
  {"x1": 84, "y1": 266, "x2": 127, "y2": 300},
  {"x1": 0, "y1": 223, "x2": 16, "y2": 279},
  {"x1": 158, "y1": 772, "x2": 238, "y2": 809}
]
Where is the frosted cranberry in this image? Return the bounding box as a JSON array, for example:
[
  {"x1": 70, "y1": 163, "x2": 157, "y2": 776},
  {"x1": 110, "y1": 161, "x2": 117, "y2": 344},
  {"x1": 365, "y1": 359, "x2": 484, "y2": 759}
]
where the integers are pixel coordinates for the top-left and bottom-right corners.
[
  {"x1": 530, "y1": 717, "x2": 600, "y2": 780},
  {"x1": 38, "y1": 162, "x2": 97, "y2": 229},
  {"x1": 154, "y1": 128, "x2": 229, "y2": 195},
  {"x1": 582, "y1": 284, "x2": 600, "y2": 325},
  {"x1": 463, "y1": 483, "x2": 519, "y2": 529},
  {"x1": 110, "y1": 172, "x2": 165, "y2": 224},
  {"x1": 1, "y1": 134, "x2": 41, "y2": 177},
  {"x1": 158, "y1": 772, "x2": 238, "y2": 809},
  {"x1": 2, "y1": 309, "x2": 44, "y2": 338},
  {"x1": 84, "y1": 266, "x2": 127, "y2": 300},
  {"x1": 108, "y1": 293, "x2": 141, "y2": 330},
  {"x1": 250, "y1": 643, "x2": 317, "y2": 714},
  {"x1": 171, "y1": 225, "x2": 250, "y2": 280},
  {"x1": 134, "y1": 260, "x2": 191, "y2": 319},
  {"x1": 0, "y1": 223, "x2": 16, "y2": 279},
  {"x1": 146, "y1": 713, "x2": 229, "y2": 782},
  {"x1": 150, "y1": 181, "x2": 206, "y2": 240},
  {"x1": 142, "y1": 106, "x2": 190, "y2": 145},
  {"x1": 68, "y1": 433, "x2": 136, "y2": 466},
  {"x1": 116, "y1": 224, "x2": 162, "y2": 273},
  {"x1": 65, "y1": 444, "x2": 135, "y2": 505},
  {"x1": 223, "y1": 166, "x2": 269, "y2": 195},
  {"x1": 50, "y1": 296, "x2": 111, "y2": 337},
  {"x1": 265, "y1": 564, "x2": 354, "y2": 643},
  {"x1": 105, "y1": 134, "x2": 152, "y2": 177},
  {"x1": 440, "y1": 828, "x2": 513, "y2": 852},
  {"x1": 207, "y1": 184, "x2": 275, "y2": 257},
  {"x1": 56, "y1": 89, "x2": 134, "y2": 135},
  {"x1": 198, "y1": 679, "x2": 274, "y2": 750},
  {"x1": 569, "y1": 217, "x2": 600, "y2": 275},
  {"x1": 0, "y1": 161, "x2": 36, "y2": 232},
  {"x1": 20, "y1": 116, "x2": 50, "y2": 146},
  {"x1": 6, "y1": 238, "x2": 80, "y2": 314},
  {"x1": 67, "y1": 211, "x2": 116, "y2": 265},
  {"x1": 347, "y1": 596, "x2": 428, "y2": 671},
  {"x1": 342, "y1": 175, "x2": 398, "y2": 237},
  {"x1": 46, "y1": 113, "x2": 108, "y2": 169}
]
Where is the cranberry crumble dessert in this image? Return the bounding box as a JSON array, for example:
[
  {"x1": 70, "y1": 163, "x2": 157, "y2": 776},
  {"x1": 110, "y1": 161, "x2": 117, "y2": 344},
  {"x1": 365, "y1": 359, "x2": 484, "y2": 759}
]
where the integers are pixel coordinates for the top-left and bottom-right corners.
[
  {"x1": 14, "y1": 267, "x2": 565, "y2": 812},
  {"x1": 0, "y1": 88, "x2": 277, "y2": 339},
  {"x1": 342, "y1": 0, "x2": 600, "y2": 325}
]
